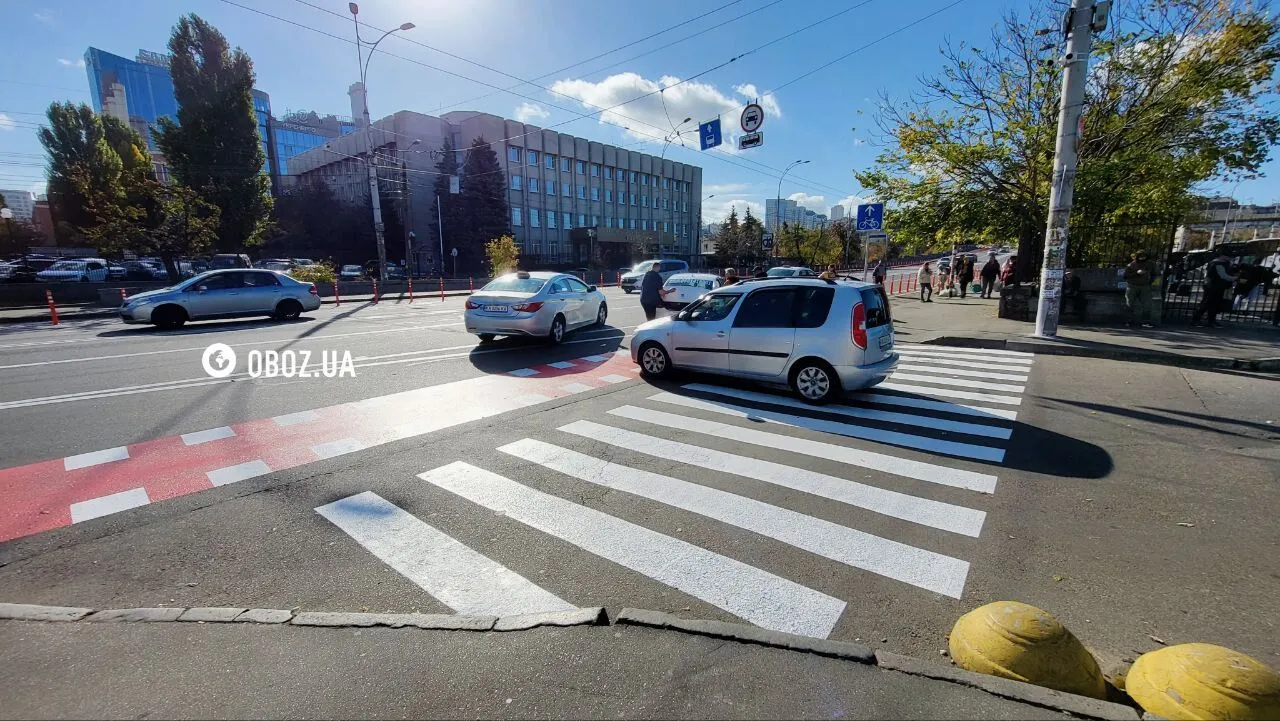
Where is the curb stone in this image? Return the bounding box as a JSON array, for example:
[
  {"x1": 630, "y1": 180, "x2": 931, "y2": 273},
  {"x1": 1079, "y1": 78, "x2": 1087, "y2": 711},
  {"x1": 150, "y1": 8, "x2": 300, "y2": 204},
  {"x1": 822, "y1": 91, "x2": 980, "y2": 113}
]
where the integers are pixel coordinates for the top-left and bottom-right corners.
[
  {"x1": 874, "y1": 650, "x2": 1140, "y2": 721},
  {"x1": 177, "y1": 607, "x2": 247, "y2": 623},
  {"x1": 616, "y1": 608, "x2": 876, "y2": 663},
  {"x1": 235, "y1": 608, "x2": 294, "y2": 624},
  {"x1": 290, "y1": 611, "x2": 495, "y2": 631},
  {"x1": 493, "y1": 607, "x2": 607, "y2": 631},
  {"x1": 86, "y1": 607, "x2": 184, "y2": 623},
  {"x1": 923, "y1": 336, "x2": 1279, "y2": 374},
  {"x1": 0, "y1": 602, "x2": 94, "y2": 622}
]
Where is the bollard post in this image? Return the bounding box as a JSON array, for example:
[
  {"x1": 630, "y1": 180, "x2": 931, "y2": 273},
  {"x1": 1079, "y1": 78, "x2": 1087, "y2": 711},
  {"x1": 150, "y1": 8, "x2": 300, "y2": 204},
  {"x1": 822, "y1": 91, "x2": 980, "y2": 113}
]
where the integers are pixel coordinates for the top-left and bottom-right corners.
[
  {"x1": 469, "y1": 276, "x2": 474, "y2": 294},
  {"x1": 599, "y1": 271, "x2": 604, "y2": 287},
  {"x1": 333, "y1": 281, "x2": 341, "y2": 307},
  {"x1": 119, "y1": 287, "x2": 127, "y2": 304},
  {"x1": 439, "y1": 276, "x2": 445, "y2": 302},
  {"x1": 46, "y1": 289, "x2": 60, "y2": 325},
  {"x1": 407, "y1": 276, "x2": 414, "y2": 303},
  {"x1": 372, "y1": 279, "x2": 379, "y2": 304}
]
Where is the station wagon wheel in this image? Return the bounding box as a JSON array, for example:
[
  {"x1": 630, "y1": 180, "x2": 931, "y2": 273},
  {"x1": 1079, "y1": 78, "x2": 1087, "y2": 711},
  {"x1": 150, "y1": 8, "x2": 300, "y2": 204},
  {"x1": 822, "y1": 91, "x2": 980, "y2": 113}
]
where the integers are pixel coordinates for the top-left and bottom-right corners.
[
  {"x1": 638, "y1": 342, "x2": 671, "y2": 379},
  {"x1": 791, "y1": 360, "x2": 838, "y2": 404},
  {"x1": 274, "y1": 299, "x2": 303, "y2": 321},
  {"x1": 595, "y1": 302, "x2": 608, "y2": 327}
]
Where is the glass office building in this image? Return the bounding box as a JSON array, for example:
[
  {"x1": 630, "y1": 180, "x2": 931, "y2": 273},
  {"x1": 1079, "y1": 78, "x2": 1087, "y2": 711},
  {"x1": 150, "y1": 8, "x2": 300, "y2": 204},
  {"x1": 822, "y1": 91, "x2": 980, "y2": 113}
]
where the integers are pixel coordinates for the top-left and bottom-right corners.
[{"x1": 84, "y1": 47, "x2": 177, "y2": 150}]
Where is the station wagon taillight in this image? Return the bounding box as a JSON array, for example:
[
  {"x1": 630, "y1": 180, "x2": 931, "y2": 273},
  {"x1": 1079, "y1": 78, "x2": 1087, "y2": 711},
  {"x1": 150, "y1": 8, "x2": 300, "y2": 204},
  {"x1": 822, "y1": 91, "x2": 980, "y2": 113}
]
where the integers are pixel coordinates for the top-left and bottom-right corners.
[
  {"x1": 513, "y1": 301, "x2": 543, "y2": 312},
  {"x1": 308, "y1": 283, "x2": 318, "y2": 295},
  {"x1": 851, "y1": 301, "x2": 867, "y2": 349}
]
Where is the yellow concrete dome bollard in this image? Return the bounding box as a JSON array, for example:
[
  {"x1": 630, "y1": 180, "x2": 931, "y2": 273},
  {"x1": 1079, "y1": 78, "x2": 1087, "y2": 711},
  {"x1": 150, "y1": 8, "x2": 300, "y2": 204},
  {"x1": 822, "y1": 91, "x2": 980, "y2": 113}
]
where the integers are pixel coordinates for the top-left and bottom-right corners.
[
  {"x1": 948, "y1": 601, "x2": 1106, "y2": 699},
  {"x1": 1126, "y1": 643, "x2": 1280, "y2": 720}
]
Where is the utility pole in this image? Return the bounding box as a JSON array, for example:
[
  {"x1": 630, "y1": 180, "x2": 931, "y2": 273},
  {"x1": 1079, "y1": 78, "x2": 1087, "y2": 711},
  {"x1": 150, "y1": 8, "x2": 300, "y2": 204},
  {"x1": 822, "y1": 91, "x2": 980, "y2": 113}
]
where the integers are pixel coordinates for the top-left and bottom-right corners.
[{"x1": 1034, "y1": 0, "x2": 1106, "y2": 337}]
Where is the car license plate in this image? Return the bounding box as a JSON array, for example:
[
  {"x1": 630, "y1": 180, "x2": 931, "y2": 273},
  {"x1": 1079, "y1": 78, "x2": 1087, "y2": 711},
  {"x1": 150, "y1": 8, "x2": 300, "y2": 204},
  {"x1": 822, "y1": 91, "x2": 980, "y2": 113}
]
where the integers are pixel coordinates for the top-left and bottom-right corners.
[
  {"x1": 879, "y1": 335, "x2": 893, "y2": 350},
  {"x1": 484, "y1": 305, "x2": 508, "y2": 312}
]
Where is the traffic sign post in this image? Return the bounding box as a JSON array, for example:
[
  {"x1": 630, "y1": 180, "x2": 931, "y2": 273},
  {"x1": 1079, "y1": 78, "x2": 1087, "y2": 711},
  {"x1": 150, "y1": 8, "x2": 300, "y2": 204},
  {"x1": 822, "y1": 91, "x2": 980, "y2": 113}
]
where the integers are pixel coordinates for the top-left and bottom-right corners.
[
  {"x1": 761, "y1": 231, "x2": 774, "y2": 253},
  {"x1": 740, "y1": 103, "x2": 764, "y2": 133},
  {"x1": 856, "y1": 203, "x2": 884, "y2": 231},
  {"x1": 699, "y1": 118, "x2": 722, "y2": 151},
  {"x1": 738, "y1": 131, "x2": 763, "y2": 150}
]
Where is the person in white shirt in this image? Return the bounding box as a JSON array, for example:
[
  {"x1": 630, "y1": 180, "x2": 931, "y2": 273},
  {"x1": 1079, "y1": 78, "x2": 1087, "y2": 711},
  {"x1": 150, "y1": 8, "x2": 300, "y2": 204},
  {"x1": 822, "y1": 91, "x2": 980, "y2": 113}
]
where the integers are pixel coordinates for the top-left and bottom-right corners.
[{"x1": 917, "y1": 262, "x2": 935, "y2": 302}]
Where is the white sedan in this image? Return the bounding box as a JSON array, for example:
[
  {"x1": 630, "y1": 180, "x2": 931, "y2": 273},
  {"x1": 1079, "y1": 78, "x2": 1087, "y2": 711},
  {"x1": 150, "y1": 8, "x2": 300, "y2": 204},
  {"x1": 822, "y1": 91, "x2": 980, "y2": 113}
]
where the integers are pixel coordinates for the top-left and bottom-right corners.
[{"x1": 661, "y1": 272, "x2": 722, "y2": 310}]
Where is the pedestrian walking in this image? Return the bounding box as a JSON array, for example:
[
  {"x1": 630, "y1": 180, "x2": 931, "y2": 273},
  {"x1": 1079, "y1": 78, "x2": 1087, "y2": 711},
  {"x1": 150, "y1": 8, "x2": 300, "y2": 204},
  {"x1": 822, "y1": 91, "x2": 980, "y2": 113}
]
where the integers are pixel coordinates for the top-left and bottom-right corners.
[
  {"x1": 639, "y1": 264, "x2": 672, "y2": 321},
  {"x1": 1123, "y1": 251, "x2": 1157, "y2": 327},
  {"x1": 980, "y1": 254, "x2": 1000, "y2": 298},
  {"x1": 873, "y1": 259, "x2": 887, "y2": 286},
  {"x1": 918, "y1": 262, "x2": 934, "y2": 302},
  {"x1": 1192, "y1": 253, "x2": 1237, "y2": 327},
  {"x1": 1063, "y1": 269, "x2": 1087, "y2": 322},
  {"x1": 819, "y1": 264, "x2": 837, "y2": 281},
  {"x1": 752, "y1": 266, "x2": 768, "y2": 279},
  {"x1": 722, "y1": 267, "x2": 741, "y2": 286},
  {"x1": 957, "y1": 256, "x2": 974, "y2": 299}
]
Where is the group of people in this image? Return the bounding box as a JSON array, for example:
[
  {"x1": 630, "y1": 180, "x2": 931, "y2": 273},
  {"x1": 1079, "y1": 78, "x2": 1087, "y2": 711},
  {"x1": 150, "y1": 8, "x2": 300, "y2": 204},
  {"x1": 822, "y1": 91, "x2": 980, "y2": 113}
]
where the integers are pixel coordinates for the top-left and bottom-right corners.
[{"x1": 915, "y1": 253, "x2": 1016, "y2": 303}]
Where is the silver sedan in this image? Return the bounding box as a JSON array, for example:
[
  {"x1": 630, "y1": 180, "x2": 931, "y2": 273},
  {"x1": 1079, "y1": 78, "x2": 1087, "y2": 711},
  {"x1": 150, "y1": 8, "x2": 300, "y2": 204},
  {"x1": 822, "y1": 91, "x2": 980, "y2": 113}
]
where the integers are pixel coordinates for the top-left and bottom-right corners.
[
  {"x1": 464, "y1": 271, "x2": 607, "y2": 344},
  {"x1": 119, "y1": 269, "x2": 322, "y2": 329}
]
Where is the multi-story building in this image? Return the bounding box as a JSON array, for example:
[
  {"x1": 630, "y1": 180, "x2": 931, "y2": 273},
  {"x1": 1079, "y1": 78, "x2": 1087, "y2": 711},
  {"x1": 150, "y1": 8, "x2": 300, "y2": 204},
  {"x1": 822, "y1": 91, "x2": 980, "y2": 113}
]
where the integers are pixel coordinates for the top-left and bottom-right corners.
[
  {"x1": 288, "y1": 104, "x2": 703, "y2": 271},
  {"x1": 829, "y1": 204, "x2": 845, "y2": 221},
  {"x1": 765, "y1": 198, "x2": 798, "y2": 231},
  {"x1": 0, "y1": 189, "x2": 36, "y2": 222}
]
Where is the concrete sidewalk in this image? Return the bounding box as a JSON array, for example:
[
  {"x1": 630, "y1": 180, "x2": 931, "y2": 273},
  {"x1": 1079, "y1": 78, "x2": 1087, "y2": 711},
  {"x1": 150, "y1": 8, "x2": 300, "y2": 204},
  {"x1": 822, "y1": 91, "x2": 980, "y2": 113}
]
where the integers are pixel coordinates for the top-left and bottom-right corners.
[
  {"x1": 889, "y1": 292, "x2": 1279, "y2": 371},
  {"x1": 0, "y1": 605, "x2": 1137, "y2": 720}
]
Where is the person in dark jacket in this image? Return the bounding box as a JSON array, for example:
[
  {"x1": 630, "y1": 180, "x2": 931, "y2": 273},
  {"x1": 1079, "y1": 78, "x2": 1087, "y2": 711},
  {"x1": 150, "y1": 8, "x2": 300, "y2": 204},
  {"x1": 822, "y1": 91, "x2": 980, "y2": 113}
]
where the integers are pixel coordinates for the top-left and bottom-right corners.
[
  {"x1": 872, "y1": 259, "x2": 887, "y2": 285},
  {"x1": 1192, "y1": 254, "x2": 1238, "y2": 327},
  {"x1": 639, "y1": 266, "x2": 672, "y2": 321},
  {"x1": 957, "y1": 256, "x2": 975, "y2": 298},
  {"x1": 751, "y1": 266, "x2": 768, "y2": 279},
  {"x1": 1000, "y1": 255, "x2": 1019, "y2": 287},
  {"x1": 722, "y1": 267, "x2": 740, "y2": 286},
  {"x1": 980, "y1": 254, "x2": 1001, "y2": 298}
]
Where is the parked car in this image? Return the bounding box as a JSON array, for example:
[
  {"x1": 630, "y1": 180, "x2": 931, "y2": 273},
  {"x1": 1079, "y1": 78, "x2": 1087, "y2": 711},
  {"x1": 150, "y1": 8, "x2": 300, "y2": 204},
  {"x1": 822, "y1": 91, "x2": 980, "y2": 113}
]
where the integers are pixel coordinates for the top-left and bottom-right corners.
[
  {"x1": 0, "y1": 263, "x2": 43, "y2": 283},
  {"x1": 209, "y1": 253, "x2": 253, "y2": 270},
  {"x1": 765, "y1": 266, "x2": 818, "y2": 278},
  {"x1": 118, "y1": 269, "x2": 322, "y2": 329},
  {"x1": 120, "y1": 261, "x2": 159, "y2": 281},
  {"x1": 620, "y1": 259, "x2": 689, "y2": 293},
  {"x1": 661, "y1": 272, "x2": 722, "y2": 310},
  {"x1": 36, "y1": 258, "x2": 109, "y2": 282},
  {"x1": 630, "y1": 277, "x2": 898, "y2": 404},
  {"x1": 339, "y1": 264, "x2": 363, "y2": 281},
  {"x1": 107, "y1": 263, "x2": 128, "y2": 281},
  {"x1": 464, "y1": 271, "x2": 607, "y2": 344},
  {"x1": 292, "y1": 258, "x2": 316, "y2": 267}
]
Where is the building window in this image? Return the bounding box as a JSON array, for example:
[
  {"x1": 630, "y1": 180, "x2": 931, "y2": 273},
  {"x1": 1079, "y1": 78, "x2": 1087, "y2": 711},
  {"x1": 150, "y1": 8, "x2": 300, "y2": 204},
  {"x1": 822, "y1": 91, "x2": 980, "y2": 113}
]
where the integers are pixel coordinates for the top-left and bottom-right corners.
[
  {"x1": 561, "y1": 157, "x2": 570, "y2": 171},
  {"x1": 512, "y1": 207, "x2": 522, "y2": 226},
  {"x1": 630, "y1": 218, "x2": 637, "y2": 229},
  {"x1": 606, "y1": 216, "x2": 614, "y2": 228},
  {"x1": 574, "y1": 160, "x2": 584, "y2": 174},
  {"x1": 641, "y1": 174, "x2": 648, "y2": 186},
  {"x1": 578, "y1": 214, "x2": 586, "y2": 227},
  {"x1": 546, "y1": 154, "x2": 556, "y2": 170},
  {"x1": 508, "y1": 147, "x2": 522, "y2": 163},
  {"x1": 662, "y1": 198, "x2": 668, "y2": 210},
  {"x1": 662, "y1": 178, "x2": 669, "y2": 190},
  {"x1": 591, "y1": 215, "x2": 598, "y2": 227},
  {"x1": 563, "y1": 212, "x2": 572, "y2": 229},
  {"x1": 663, "y1": 221, "x2": 670, "y2": 232},
  {"x1": 590, "y1": 187, "x2": 599, "y2": 201},
  {"x1": 629, "y1": 171, "x2": 636, "y2": 184},
  {"x1": 577, "y1": 184, "x2": 586, "y2": 199},
  {"x1": 528, "y1": 177, "x2": 538, "y2": 193},
  {"x1": 591, "y1": 164, "x2": 600, "y2": 177},
  {"x1": 641, "y1": 219, "x2": 648, "y2": 231},
  {"x1": 547, "y1": 211, "x2": 557, "y2": 229},
  {"x1": 631, "y1": 193, "x2": 637, "y2": 206},
  {"x1": 653, "y1": 197, "x2": 659, "y2": 209},
  {"x1": 510, "y1": 174, "x2": 522, "y2": 191},
  {"x1": 527, "y1": 150, "x2": 539, "y2": 166},
  {"x1": 641, "y1": 194, "x2": 647, "y2": 207},
  {"x1": 563, "y1": 181, "x2": 571, "y2": 197},
  {"x1": 605, "y1": 189, "x2": 612, "y2": 203},
  {"x1": 674, "y1": 180, "x2": 681, "y2": 192},
  {"x1": 546, "y1": 179, "x2": 556, "y2": 195},
  {"x1": 604, "y1": 167, "x2": 613, "y2": 180},
  {"x1": 529, "y1": 208, "x2": 540, "y2": 228}
]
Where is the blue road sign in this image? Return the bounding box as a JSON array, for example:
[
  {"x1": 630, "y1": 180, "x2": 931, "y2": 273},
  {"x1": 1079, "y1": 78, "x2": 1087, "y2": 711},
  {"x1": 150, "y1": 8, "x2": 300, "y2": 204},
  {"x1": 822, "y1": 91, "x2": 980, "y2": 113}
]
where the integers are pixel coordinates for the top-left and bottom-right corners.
[
  {"x1": 762, "y1": 231, "x2": 774, "y2": 251},
  {"x1": 699, "y1": 118, "x2": 722, "y2": 151},
  {"x1": 856, "y1": 203, "x2": 884, "y2": 231}
]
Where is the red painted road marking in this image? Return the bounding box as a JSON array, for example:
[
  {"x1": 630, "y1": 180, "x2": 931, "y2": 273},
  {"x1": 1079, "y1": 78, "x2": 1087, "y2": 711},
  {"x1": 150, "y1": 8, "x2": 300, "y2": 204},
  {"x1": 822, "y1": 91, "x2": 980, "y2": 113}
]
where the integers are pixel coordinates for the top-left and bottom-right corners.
[{"x1": 0, "y1": 352, "x2": 637, "y2": 543}]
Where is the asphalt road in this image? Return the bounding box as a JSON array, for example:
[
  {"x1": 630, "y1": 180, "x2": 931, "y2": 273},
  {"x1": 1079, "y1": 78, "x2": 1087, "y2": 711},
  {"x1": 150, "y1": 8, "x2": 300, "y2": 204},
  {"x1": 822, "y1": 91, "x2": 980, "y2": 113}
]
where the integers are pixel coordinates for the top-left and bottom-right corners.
[{"x1": 0, "y1": 286, "x2": 1274, "y2": 678}]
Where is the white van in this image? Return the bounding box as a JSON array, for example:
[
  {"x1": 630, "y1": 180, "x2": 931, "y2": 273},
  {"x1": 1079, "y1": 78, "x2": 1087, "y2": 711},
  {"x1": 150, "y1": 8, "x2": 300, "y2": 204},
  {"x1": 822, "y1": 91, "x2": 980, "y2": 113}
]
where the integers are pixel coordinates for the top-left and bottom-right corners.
[{"x1": 35, "y1": 258, "x2": 109, "y2": 282}]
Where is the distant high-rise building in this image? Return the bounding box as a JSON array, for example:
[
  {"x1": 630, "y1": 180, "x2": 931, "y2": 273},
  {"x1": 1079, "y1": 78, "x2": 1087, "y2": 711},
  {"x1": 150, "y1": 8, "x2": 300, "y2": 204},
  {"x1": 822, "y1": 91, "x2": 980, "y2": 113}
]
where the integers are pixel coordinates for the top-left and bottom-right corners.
[
  {"x1": 765, "y1": 198, "x2": 799, "y2": 231},
  {"x1": 0, "y1": 189, "x2": 36, "y2": 222},
  {"x1": 829, "y1": 204, "x2": 845, "y2": 221}
]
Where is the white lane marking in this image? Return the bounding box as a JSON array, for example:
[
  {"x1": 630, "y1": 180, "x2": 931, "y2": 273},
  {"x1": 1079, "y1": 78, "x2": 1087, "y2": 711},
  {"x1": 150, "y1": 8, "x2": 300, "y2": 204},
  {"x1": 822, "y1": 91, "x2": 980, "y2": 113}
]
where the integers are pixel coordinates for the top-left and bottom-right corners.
[
  {"x1": 0, "y1": 321, "x2": 466, "y2": 371},
  {"x1": 207, "y1": 459, "x2": 271, "y2": 486},
  {"x1": 64, "y1": 446, "x2": 130, "y2": 471},
  {"x1": 895, "y1": 350, "x2": 1035, "y2": 367},
  {"x1": 312, "y1": 437, "x2": 366, "y2": 459},
  {"x1": 898, "y1": 344, "x2": 1033, "y2": 359},
  {"x1": 682, "y1": 384, "x2": 1012, "y2": 440},
  {"x1": 599, "y1": 374, "x2": 630, "y2": 384},
  {"x1": 316, "y1": 491, "x2": 575, "y2": 616},
  {"x1": 581, "y1": 355, "x2": 609, "y2": 362},
  {"x1": 852, "y1": 392, "x2": 1019, "y2": 421},
  {"x1": 181, "y1": 426, "x2": 236, "y2": 446},
  {"x1": 419, "y1": 462, "x2": 846, "y2": 638},
  {"x1": 889, "y1": 373, "x2": 1025, "y2": 394},
  {"x1": 273, "y1": 410, "x2": 319, "y2": 427},
  {"x1": 352, "y1": 343, "x2": 476, "y2": 361},
  {"x1": 649, "y1": 392, "x2": 1006, "y2": 463},
  {"x1": 501, "y1": 440, "x2": 971, "y2": 599},
  {"x1": 558, "y1": 421, "x2": 986, "y2": 537},
  {"x1": 509, "y1": 368, "x2": 539, "y2": 377},
  {"x1": 561, "y1": 383, "x2": 595, "y2": 394},
  {"x1": 878, "y1": 382, "x2": 1023, "y2": 406},
  {"x1": 609, "y1": 405, "x2": 997, "y2": 494},
  {"x1": 69, "y1": 487, "x2": 150, "y2": 523},
  {"x1": 895, "y1": 364, "x2": 1028, "y2": 382},
  {"x1": 892, "y1": 354, "x2": 1034, "y2": 371},
  {"x1": 514, "y1": 393, "x2": 553, "y2": 406},
  {"x1": 548, "y1": 361, "x2": 577, "y2": 369}
]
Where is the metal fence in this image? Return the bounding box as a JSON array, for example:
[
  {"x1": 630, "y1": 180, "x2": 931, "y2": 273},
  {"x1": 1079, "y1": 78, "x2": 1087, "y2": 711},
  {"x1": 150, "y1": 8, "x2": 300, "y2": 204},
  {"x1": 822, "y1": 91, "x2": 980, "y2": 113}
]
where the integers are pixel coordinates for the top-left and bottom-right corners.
[
  {"x1": 1066, "y1": 219, "x2": 1180, "y2": 269},
  {"x1": 1161, "y1": 244, "x2": 1280, "y2": 326}
]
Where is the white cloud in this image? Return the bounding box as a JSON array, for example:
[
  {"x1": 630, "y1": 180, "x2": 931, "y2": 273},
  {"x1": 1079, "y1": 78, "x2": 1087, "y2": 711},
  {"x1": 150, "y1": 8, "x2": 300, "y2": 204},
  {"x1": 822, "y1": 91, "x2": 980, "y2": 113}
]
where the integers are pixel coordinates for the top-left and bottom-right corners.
[
  {"x1": 703, "y1": 197, "x2": 764, "y2": 224},
  {"x1": 549, "y1": 72, "x2": 782, "y2": 152},
  {"x1": 57, "y1": 57, "x2": 85, "y2": 69},
  {"x1": 705, "y1": 182, "x2": 751, "y2": 195},
  {"x1": 732, "y1": 84, "x2": 781, "y2": 118},
  {"x1": 33, "y1": 9, "x2": 54, "y2": 24},
  {"x1": 0, "y1": 114, "x2": 16, "y2": 131},
  {"x1": 853, "y1": 138, "x2": 866, "y2": 146},
  {"x1": 788, "y1": 192, "x2": 826, "y2": 211},
  {"x1": 835, "y1": 195, "x2": 873, "y2": 214},
  {"x1": 513, "y1": 102, "x2": 550, "y2": 123}
]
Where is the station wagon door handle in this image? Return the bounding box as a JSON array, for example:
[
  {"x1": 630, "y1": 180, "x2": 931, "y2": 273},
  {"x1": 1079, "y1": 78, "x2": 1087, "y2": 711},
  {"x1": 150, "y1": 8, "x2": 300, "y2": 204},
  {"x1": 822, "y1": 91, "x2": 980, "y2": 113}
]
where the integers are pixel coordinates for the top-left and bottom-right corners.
[{"x1": 715, "y1": 331, "x2": 726, "y2": 337}]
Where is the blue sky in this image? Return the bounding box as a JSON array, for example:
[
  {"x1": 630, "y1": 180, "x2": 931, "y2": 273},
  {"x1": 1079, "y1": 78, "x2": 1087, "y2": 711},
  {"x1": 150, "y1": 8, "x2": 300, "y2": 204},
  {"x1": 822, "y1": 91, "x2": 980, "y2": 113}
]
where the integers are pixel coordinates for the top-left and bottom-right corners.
[{"x1": 2, "y1": 0, "x2": 1277, "y2": 224}]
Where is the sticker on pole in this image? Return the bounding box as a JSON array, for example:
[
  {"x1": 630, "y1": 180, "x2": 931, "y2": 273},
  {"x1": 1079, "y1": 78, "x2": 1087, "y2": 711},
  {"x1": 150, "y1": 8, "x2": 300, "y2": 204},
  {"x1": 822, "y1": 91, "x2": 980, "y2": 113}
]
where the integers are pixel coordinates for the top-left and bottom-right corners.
[{"x1": 740, "y1": 103, "x2": 764, "y2": 133}]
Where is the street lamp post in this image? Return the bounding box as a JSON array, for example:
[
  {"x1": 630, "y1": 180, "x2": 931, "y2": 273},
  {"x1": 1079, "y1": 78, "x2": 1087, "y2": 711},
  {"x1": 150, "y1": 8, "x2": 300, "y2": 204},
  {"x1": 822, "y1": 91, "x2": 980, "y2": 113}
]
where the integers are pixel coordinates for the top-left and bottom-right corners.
[
  {"x1": 349, "y1": 2, "x2": 414, "y2": 283},
  {"x1": 776, "y1": 159, "x2": 809, "y2": 259}
]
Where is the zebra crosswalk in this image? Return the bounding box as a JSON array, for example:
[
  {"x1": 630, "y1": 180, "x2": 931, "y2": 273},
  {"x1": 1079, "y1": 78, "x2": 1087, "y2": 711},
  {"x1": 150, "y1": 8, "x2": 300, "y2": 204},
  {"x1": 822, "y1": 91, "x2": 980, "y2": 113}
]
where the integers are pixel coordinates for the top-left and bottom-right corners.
[{"x1": 316, "y1": 343, "x2": 1037, "y2": 639}]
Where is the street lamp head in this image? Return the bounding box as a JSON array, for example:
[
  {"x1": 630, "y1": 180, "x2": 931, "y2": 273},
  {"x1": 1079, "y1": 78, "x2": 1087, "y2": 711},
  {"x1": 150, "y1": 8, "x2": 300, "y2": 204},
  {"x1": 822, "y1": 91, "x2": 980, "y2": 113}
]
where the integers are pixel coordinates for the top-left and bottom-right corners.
[
  {"x1": 410, "y1": 139, "x2": 422, "y2": 146},
  {"x1": 682, "y1": 117, "x2": 692, "y2": 124},
  {"x1": 348, "y1": 2, "x2": 358, "y2": 15},
  {"x1": 399, "y1": 22, "x2": 415, "y2": 30}
]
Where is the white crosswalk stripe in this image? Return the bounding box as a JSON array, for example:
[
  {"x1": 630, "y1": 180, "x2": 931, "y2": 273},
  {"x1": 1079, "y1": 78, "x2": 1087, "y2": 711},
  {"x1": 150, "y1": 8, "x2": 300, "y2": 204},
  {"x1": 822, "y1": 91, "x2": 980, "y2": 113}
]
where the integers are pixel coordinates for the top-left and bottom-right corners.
[
  {"x1": 888, "y1": 373, "x2": 1025, "y2": 394},
  {"x1": 891, "y1": 354, "x2": 1034, "y2": 372},
  {"x1": 850, "y1": 391, "x2": 1020, "y2": 421},
  {"x1": 895, "y1": 363, "x2": 1029, "y2": 382},
  {"x1": 897, "y1": 343, "x2": 1034, "y2": 359}
]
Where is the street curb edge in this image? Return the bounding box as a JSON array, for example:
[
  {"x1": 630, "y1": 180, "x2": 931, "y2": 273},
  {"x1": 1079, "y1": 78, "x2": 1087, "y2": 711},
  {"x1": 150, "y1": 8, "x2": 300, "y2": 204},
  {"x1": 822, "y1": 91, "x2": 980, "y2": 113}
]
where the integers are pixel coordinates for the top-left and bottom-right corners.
[{"x1": 922, "y1": 336, "x2": 1279, "y2": 374}]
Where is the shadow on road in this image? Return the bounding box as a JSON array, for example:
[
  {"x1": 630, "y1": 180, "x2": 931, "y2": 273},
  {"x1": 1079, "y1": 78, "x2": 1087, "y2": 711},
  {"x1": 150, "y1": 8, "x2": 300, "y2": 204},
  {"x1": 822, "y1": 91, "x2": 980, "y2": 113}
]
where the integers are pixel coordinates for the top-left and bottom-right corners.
[
  {"x1": 465, "y1": 326, "x2": 625, "y2": 375},
  {"x1": 1044, "y1": 397, "x2": 1280, "y2": 440}
]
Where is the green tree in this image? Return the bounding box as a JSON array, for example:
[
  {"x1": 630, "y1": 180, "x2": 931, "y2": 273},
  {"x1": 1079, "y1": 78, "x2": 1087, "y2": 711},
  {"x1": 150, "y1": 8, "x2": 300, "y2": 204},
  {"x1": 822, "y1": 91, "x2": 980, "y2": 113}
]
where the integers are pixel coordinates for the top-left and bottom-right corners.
[
  {"x1": 713, "y1": 207, "x2": 743, "y2": 264},
  {"x1": 456, "y1": 137, "x2": 510, "y2": 273},
  {"x1": 266, "y1": 181, "x2": 375, "y2": 264},
  {"x1": 741, "y1": 207, "x2": 764, "y2": 266},
  {"x1": 154, "y1": 14, "x2": 272, "y2": 253},
  {"x1": 485, "y1": 235, "x2": 520, "y2": 275},
  {"x1": 38, "y1": 102, "x2": 123, "y2": 242},
  {"x1": 860, "y1": 0, "x2": 1280, "y2": 277}
]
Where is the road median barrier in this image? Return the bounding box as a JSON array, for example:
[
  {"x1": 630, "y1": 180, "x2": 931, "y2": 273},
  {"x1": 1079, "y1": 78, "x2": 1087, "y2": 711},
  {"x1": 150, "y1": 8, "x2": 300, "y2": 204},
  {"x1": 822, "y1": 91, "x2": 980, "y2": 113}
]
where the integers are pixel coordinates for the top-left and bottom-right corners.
[{"x1": 1125, "y1": 643, "x2": 1280, "y2": 721}]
